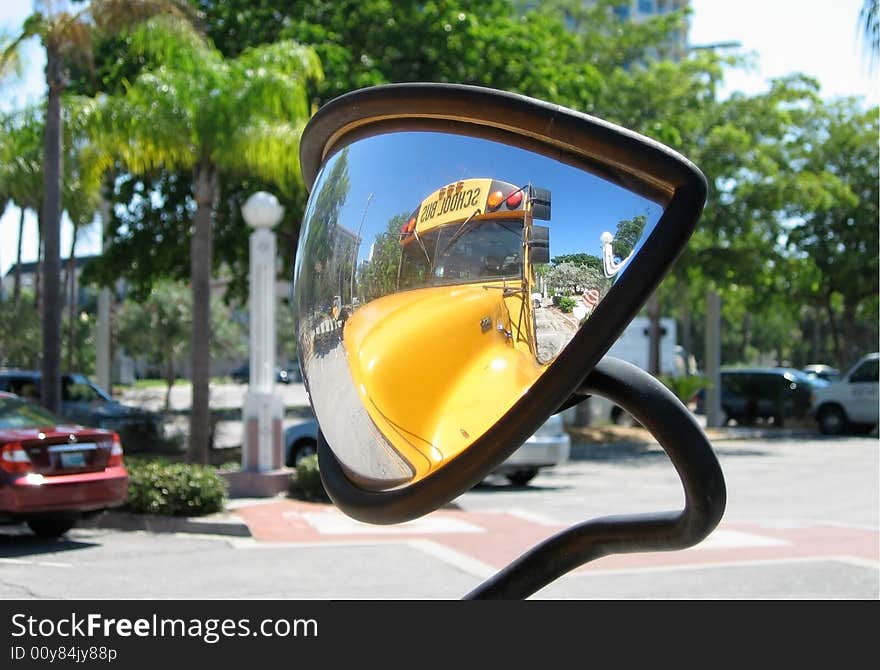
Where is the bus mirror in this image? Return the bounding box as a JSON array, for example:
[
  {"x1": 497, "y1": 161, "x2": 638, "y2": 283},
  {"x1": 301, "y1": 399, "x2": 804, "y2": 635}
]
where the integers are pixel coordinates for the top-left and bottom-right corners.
[
  {"x1": 530, "y1": 187, "x2": 551, "y2": 220},
  {"x1": 293, "y1": 84, "x2": 706, "y2": 523},
  {"x1": 528, "y1": 225, "x2": 550, "y2": 264}
]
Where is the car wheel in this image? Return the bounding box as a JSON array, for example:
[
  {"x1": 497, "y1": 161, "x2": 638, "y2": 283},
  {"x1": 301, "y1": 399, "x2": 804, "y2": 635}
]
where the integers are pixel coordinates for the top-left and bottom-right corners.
[
  {"x1": 817, "y1": 405, "x2": 848, "y2": 436},
  {"x1": 506, "y1": 468, "x2": 538, "y2": 486},
  {"x1": 290, "y1": 439, "x2": 318, "y2": 467},
  {"x1": 27, "y1": 517, "x2": 77, "y2": 538}
]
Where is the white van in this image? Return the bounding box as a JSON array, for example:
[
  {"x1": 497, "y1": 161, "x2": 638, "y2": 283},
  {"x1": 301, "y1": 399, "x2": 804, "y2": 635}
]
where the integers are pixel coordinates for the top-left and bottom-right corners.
[{"x1": 811, "y1": 352, "x2": 879, "y2": 434}]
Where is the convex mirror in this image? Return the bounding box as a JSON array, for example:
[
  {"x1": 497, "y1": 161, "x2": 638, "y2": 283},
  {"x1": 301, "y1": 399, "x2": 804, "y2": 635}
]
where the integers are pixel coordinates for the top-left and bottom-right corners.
[{"x1": 293, "y1": 84, "x2": 706, "y2": 523}]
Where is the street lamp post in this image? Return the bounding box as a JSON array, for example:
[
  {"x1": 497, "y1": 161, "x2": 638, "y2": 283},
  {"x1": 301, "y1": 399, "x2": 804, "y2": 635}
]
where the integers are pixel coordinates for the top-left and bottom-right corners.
[{"x1": 225, "y1": 191, "x2": 290, "y2": 497}]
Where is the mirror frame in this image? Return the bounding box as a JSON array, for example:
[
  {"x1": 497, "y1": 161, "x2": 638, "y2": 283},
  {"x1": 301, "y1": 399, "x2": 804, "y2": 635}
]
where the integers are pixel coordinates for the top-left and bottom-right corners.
[{"x1": 297, "y1": 83, "x2": 707, "y2": 524}]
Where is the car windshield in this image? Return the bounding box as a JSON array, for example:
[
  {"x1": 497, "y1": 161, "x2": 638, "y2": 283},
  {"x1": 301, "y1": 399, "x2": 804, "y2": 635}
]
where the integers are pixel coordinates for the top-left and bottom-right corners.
[
  {"x1": 63, "y1": 374, "x2": 114, "y2": 402},
  {"x1": 0, "y1": 396, "x2": 63, "y2": 429}
]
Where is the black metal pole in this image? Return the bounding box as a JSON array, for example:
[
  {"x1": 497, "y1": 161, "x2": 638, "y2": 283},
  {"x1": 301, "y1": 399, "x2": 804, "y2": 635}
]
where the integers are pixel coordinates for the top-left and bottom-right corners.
[{"x1": 464, "y1": 356, "x2": 726, "y2": 599}]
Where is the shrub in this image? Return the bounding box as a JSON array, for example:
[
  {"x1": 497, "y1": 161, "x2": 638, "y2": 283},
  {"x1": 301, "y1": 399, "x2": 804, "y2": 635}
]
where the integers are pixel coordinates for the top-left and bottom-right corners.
[
  {"x1": 288, "y1": 454, "x2": 329, "y2": 502},
  {"x1": 659, "y1": 374, "x2": 711, "y2": 405},
  {"x1": 124, "y1": 457, "x2": 227, "y2": 516},
  {"x1": 557, "y1": 295, "x2": 577, "y2": 313}
]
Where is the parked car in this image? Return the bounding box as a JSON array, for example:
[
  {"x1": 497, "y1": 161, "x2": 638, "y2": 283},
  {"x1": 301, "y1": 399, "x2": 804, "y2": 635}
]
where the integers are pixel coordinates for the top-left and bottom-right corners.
[
  {"x1": 284, "y1": 413, "x2": 570, "y2": 486},
  {"x1": 285, "y1": 418, "x2": 320, "y2": 467},
  {"x1": 230, "y1": 363, "x2": 291, "y2": 384},
  {"x1": 0, "y1": 392, "x2": 129, "y2": 537},
  {"x1": 490, "y1": 412, "x2": 571, "y2": 485},
  {"x1": 696, "y1": 367, "x2": 820, "y2": 427},
  {"x1": 811, "y1": 352, "x2": 879, "y2": 435},
  {"x1": 0, "y1": 370, "x2": 163, "y2": 449},
  {"x1": 284, "y1": 362, "x2": 303, "y2": 383}
]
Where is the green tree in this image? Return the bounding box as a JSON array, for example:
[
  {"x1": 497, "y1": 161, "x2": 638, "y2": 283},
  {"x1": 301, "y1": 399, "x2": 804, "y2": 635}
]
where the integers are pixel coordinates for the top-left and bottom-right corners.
[
  {"x1": 0, "y1": 291, "x2": 42, "y2": 369},
  {"x1": 0, "y1": 106, "x2": 44, "y2": 307},
  {"x1": 0, "y1": 98, "x2": 109, "y2": 370},
  {"x1": 785, "y1": 98, "x2": 879, "y2": 369},
  {"x1": 363, "y1": 214, "x2": 407, "y2": 301},
  {"x1": 117, "y1": 281, "x2": 247, "y2": 410},
  {"x1": 546, "y1": 262, "x2": 605, "y2": 297},
  {"x1": 79, "y1": 0, "x2": 703, "y2": 306},
  {"x1": 551, "y1": 253, "x2": 603, "y2": 272},
  {"x1": 90, "y1": 18, "x2": 322, "y2": 463},
  {"x1": 0, "y1": 0, "x2": 196, "y2": 414},
  {"x1": 296, "y1": 149, "x2": 351, "y2": 310},
  {"x1": 611, "y1": 214, "x2": 647, "y2": 260}
]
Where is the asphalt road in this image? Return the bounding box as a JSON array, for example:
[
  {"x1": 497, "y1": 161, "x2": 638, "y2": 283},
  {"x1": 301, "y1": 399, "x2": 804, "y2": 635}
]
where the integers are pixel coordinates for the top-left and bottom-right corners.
[{"x1": 0, "y1": 433, "x2": 876, "y2": 600}]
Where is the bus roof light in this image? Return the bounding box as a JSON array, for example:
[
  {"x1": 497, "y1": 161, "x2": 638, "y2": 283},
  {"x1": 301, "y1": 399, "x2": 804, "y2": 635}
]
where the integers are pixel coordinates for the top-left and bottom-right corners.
[
  {"x1": 400, "y1": 216, "x2": 417, "y2": 236},
  {"x1": 506, "y1": 190, "x2": 523, "y2": 209},
  {"x1": 487, "y1": 190, "x2": 504, "y2": 210}
]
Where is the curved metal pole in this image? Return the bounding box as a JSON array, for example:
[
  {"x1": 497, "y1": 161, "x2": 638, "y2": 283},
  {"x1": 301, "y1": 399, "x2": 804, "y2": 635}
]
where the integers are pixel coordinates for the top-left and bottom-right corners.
[{"x1": 464, "y1": 356, "x2": 727, "y2": 599}]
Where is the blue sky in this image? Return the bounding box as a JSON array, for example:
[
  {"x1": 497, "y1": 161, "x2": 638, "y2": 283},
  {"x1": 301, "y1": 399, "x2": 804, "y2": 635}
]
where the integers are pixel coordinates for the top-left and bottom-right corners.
[{"x1": 1, "y1": 0, "x2": 877, "y2": 277}]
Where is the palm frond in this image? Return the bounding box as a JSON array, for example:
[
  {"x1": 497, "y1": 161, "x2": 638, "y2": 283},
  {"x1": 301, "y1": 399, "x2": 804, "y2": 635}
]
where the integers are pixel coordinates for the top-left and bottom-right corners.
[
  {"x1": 223, "y1": 119, "x2": 309, "y2": 195},
  {"x1": 860, "y1": 0, "x2": 879, "y2": 70}
]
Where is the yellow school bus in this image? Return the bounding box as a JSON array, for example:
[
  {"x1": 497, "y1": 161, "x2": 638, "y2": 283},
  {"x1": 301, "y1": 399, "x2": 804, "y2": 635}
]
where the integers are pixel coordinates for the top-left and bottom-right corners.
[{"x1": 343, "y1": 178, "x2": 552, "y2": 482}]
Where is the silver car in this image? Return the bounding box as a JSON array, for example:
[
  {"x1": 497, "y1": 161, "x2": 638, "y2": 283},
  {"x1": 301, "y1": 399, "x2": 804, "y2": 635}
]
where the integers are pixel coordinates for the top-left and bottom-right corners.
[
  {"x1": 284, "y1": 414, "x2": 571, "y2": 486},
  {"x1": 490, "y1": 412, "x2": 571, "y2": 485}
]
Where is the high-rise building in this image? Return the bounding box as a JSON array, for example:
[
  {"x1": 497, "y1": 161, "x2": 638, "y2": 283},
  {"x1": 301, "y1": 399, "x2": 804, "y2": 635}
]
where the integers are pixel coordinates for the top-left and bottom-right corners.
[
  {"x1": 613, "y1": 0, "x2": 691, "y2": 61},
  {"x1": 516, "y1": 1, "x2": 693, "y2": 63}
]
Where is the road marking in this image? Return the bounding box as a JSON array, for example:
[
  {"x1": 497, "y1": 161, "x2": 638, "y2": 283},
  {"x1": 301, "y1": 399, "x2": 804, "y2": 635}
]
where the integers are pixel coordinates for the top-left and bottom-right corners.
[
  {"x1": 0, "y1": 558, "x2": 71, "y2": 568},
  {"x1": 692, "y1": 529, "x2": 790, "y2": 550},
  {"x1": 505, "y1": 508, "x2": 564, "y2": 527},
  {"x1": 562, "y1": 555, "x2": 880, "y2": 578},
  {"x1": 405, "y1": 539, "x2": 497, "y2": 579},
  {"x1": 225, "y1": 536, "x2": 497, "y2": 579},
  {"x1": 295, "y1": 511, "x2": 485, "y2": 535}
]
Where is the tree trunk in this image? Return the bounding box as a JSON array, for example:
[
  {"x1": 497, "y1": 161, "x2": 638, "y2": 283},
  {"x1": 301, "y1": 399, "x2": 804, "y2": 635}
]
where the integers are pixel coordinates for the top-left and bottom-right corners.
[
  {"x1": 680, "y1": 297, "x2": 692, "y2": 367},
  {"x1": 34, "y1": 216, "x2": 42, "y2": 311},
  {"x1": 823, "y1": 292, "x2": 844, "y2": 370},
  {"x1": 66, "y1": 225, "x2": 78, "y2": 372},
  {"x1": 647, "y1": 292, "x2": 662, "y2": 377},
  {"x1": 164, "y1": 357, "x2": 175, "y2": 412},
  {"x1": 41, "y1": 47, "x2": 65, "y2": 414},
  {"x1": 841, "y1": 303, "x2": 859, "y2": 369},
  {"x1": 187, "y1": 163, "x2": 218, "y2": 464},
  {"x1": 13, "y1": 207, "x2": 24, "y2": 306}
]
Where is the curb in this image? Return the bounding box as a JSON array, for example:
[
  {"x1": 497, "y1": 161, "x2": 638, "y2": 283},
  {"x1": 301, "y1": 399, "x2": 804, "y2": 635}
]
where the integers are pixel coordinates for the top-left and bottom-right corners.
[{"x1": 80, "y1": 511, "x2": 251, "y2": 538}]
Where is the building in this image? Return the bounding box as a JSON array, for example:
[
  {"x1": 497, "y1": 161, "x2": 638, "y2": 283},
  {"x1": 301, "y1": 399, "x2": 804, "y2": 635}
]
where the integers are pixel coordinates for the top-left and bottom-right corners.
[
  {"x1": 519, "y1": 0, "x2": 692, "y2": 62},
  {"x1": 1, "y1": 255, "x2": 103, "y2": 309},
  {"x1": 612, "y1": 0, "x2": 691, "y2": 62}
]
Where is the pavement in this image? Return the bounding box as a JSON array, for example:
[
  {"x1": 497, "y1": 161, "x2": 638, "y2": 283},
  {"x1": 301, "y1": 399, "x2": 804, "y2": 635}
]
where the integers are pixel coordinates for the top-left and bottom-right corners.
[{"x1": 82, "y1": 422, "x2": 823, "y2": 541}]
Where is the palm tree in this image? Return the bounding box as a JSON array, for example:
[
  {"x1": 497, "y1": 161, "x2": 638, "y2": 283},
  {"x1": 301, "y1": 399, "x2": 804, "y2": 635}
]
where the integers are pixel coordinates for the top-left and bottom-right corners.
[
  {"x1": 0, "y1": 0, "x2": 195, "y2": 413},
  {"x1": 0, "y1": 107, "x2": 44, "y2": 308},
  {"x1": 61, "y1": 97, "x2": 105, "y2": 371},
  {"x1": 860, "y1": 0, "x2": 879, "y2": 70},
  {"x1": 91, "y1": 18, "x2": 322, "y2": 463}
]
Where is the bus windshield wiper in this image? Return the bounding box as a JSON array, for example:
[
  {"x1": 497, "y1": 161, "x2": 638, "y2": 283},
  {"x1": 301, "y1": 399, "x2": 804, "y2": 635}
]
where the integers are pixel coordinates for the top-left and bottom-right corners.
[{"x1": 438, "y1": 208, "x2": 481, "y2": 257}]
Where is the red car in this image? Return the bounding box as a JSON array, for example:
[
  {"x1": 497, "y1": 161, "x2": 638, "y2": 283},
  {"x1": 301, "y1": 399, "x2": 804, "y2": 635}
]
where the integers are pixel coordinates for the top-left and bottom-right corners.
[{"x1": 0, "y1": 392, "x2": 128, "y2": 537}]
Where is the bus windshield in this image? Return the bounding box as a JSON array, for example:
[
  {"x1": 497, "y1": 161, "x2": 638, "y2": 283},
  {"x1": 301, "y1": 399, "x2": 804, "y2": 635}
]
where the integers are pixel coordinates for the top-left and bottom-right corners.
[{"x1": 399, "y1": 218, "x2": 524, "y2": 290}]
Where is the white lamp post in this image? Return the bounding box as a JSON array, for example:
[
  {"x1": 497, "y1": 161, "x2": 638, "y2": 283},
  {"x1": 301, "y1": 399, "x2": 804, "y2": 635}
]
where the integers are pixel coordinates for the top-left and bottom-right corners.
[{"x1": 231, "y1": 191, "x2": 288, "y2": 496}]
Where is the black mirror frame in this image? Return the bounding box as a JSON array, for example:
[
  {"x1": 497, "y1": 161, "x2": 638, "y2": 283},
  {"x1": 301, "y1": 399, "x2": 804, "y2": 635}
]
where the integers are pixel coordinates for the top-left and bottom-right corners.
[{"x1": 298, "y1": 83, "x2": 707, "y2": 524}]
